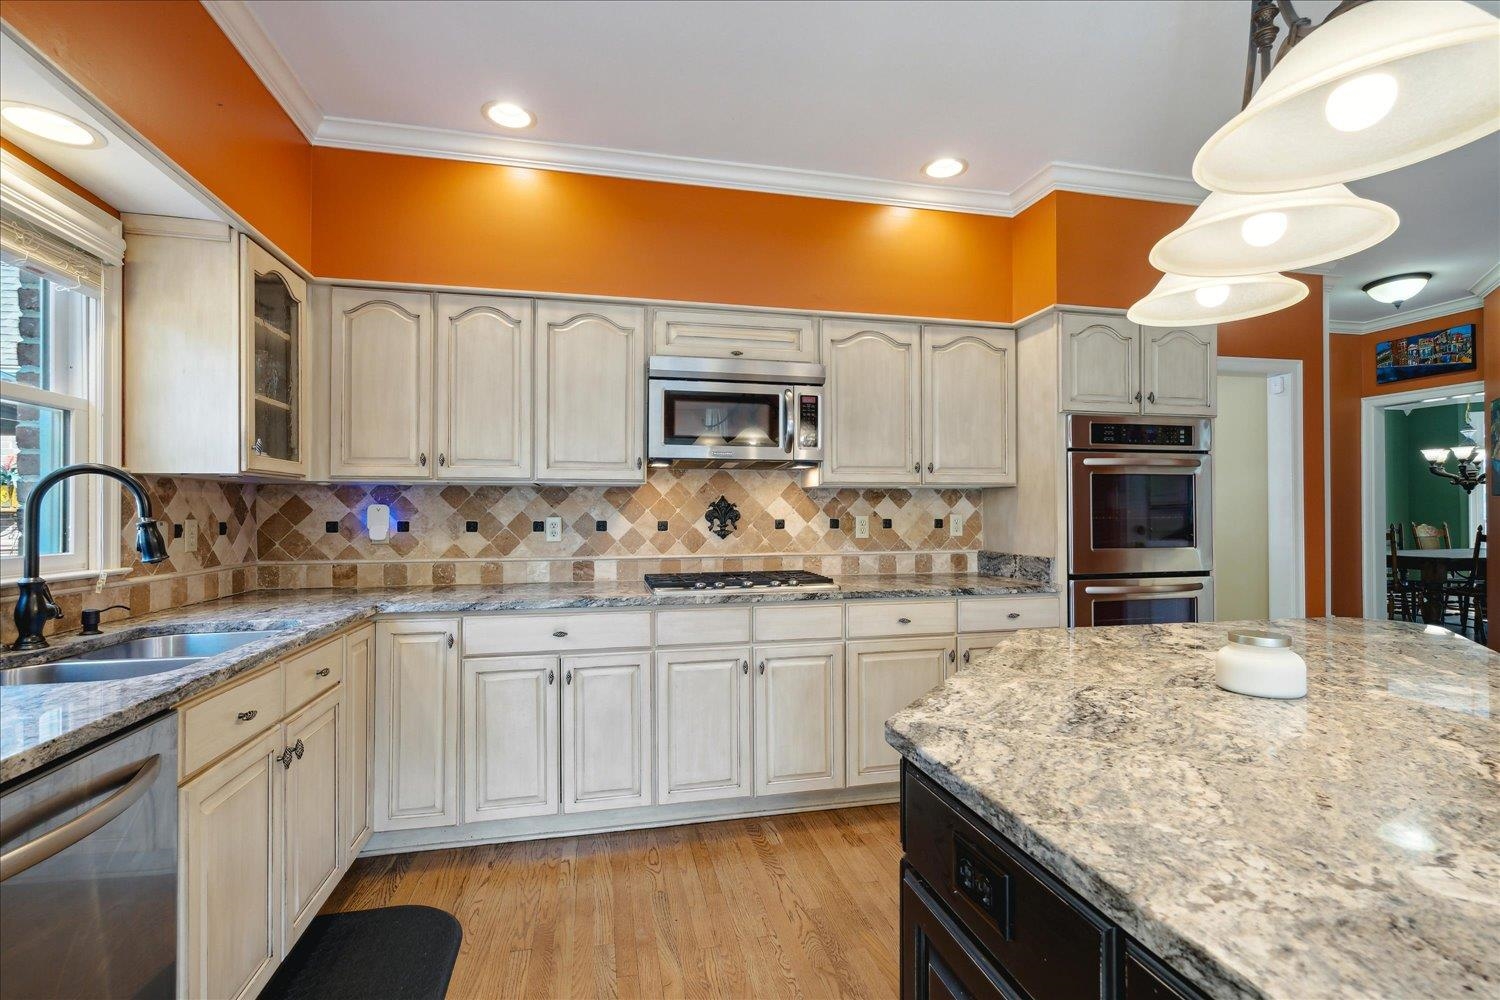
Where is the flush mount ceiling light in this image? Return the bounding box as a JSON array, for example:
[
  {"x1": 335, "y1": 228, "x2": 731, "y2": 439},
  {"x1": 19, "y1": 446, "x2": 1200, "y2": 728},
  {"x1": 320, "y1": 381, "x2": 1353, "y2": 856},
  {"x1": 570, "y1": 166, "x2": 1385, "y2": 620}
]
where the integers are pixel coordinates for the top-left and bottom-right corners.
[
  {"x1": 0, "y1": 102, "x2": 106, "y2": 148},
  {"x1": 482, "y1": 101, "x2": 535, "y2": 129},
  {"x1": 1363, "y1": 271, "x2": 1430, "y2": 307},
  {"x1": 1127, "y1": 272, "x2": 1308, "y2": 326},
  {"x1": 1149, "y1": 183, "x2": 1398, "y2": 277},
  {"x1": 1194, "y1": 1, "x2": 1500, "y2": 193},
  {"x1": 922, "y1": 157, "x2": 968, "y2": 179}
]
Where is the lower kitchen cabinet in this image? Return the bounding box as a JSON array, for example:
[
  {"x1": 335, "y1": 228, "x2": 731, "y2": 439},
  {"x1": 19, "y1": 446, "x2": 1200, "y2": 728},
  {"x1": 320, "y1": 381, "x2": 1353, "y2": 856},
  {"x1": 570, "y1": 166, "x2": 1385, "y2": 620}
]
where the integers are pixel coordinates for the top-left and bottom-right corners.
[
  {"x1": 846, "y1": 636, "x2": 956, "y2": 786},
  {"x1": 901, "y1": 865, "x2": 1016, "y2": 1000},
  {"x1": 341, "y1": 625, "x2": 374, "y2": 860},
  {"x1": 958, "y1": 632, "x2": 1007, "y2": 669},
  {"x1": 374, "y1": 619, "x2": 460, "y2": 831},
  {"x1": 754, "y1": 641, "x2": 845, "y2": 795},
  {"x1": 180, "y1": 729, "x2": 283, "y2": 1000},
  {"x1": 463, "y1": 655, "x2": 560, "y2": 822},
  {"x1": 562, "y1": 651, "x2": 653, "y2": 813},
  {"x1": 281, "y1": 689, "x2": 343, "y2": 946},
  {"x1": 654, "y1": 645, "x2": 752, "y2": 804}
]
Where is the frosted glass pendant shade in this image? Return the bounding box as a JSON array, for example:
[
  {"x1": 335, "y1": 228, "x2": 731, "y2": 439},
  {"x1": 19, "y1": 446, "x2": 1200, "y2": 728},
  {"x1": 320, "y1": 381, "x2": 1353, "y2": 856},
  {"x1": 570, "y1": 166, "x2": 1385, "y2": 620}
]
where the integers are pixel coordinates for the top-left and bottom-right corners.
[
  {"x1": 1127, "y1": 272, "x2": 1308, "y2": 326},
  {"x1": 1149, "y1": 184, "x2": 1398, "y2": 277},
  {"x1": 1194, "y1": 1, "x2": 1500, "y2": 193}
]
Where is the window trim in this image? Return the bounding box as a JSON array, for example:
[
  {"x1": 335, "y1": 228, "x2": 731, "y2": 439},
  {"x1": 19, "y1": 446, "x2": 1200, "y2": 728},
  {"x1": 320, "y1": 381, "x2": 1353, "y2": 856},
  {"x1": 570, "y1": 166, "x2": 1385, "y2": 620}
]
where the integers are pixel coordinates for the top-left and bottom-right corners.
[{"x1": 0, "y1": 149, "x2": 124, "y2": 584}]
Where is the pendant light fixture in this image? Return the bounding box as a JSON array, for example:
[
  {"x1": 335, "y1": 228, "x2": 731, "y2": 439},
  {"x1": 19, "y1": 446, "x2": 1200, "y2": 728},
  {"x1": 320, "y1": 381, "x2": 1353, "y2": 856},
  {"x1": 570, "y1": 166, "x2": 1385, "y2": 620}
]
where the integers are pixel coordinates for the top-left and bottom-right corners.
[
  {"x1": 1149, "y1": 183, "x2": 1398, "y2": 277},
  {"x1": 1127, "y1": 272, "x2": 1308, "y2": 327},
  {"x1": 1194, "y1": 1, "x2": 1500, "y2": 194}
]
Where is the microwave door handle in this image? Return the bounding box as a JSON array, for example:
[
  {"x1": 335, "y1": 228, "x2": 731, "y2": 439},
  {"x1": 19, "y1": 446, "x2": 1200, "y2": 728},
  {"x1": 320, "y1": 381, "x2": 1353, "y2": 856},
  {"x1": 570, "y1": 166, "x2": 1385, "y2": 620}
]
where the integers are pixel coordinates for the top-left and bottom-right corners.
[
  {"x1": 1080, "y1": 457, "x2": 1203, "y2": 468},
  {"x1": 1083, "y1": 583, "x2": 1205, "y2": 595},
  {"x1": 783, "y1": 389, "x2": 794, "y2": 453}
]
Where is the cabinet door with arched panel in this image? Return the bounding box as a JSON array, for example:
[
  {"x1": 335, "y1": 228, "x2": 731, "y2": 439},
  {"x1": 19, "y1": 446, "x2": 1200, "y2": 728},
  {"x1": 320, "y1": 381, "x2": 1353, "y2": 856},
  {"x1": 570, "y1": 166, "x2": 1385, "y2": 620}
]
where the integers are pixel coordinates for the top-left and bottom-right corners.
[
  {"x1": 330, "y1": 288, "x2": 433, "y2": 479},
  {"x1": 822, "y1": 319, "x2": 922, "y2": 484},
  {"x1": 1141, "y1": 325, "x2": 1217, "y2": 416},
  {"x1": 1061, "y1": 312, "x2": 1141, "y2": 413},
  {"x1": 922, "y1": 326, "x2": 1017, "y2": 486},
  {"x1": 534, "y1": 301, "x2": 647, "y2": 482},
  {"x1": 435, "y1": 293, "x2": 533, "y2": 480}
]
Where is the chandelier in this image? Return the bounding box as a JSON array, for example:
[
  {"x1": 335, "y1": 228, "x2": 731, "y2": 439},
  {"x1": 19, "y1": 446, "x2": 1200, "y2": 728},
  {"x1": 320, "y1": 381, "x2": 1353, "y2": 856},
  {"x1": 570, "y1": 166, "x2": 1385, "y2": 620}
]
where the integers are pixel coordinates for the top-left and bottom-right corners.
[
  {"x1": 1130, "y1": 1, "x2": 1500, "y2": 328},
  {"x1": 1423, "y1": 446, "x2": 1486, "y2": 494}
]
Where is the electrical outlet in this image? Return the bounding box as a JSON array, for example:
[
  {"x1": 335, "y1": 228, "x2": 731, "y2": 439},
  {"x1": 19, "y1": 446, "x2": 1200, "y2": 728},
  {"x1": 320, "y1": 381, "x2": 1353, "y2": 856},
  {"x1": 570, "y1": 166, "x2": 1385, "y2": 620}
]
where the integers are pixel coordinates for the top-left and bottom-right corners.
[
  {"x1": 949, "y1": 514, "x2": 965, "y2": 537},
  {"x1": 181, "y1": 516, "x2": 199, "y2": 551},
  {"x1": 854, "y1": 515, "x2": 870, "y2": 539},
  {"x1": 545, "y1": 516, "x2": 563, "y2": 542}
]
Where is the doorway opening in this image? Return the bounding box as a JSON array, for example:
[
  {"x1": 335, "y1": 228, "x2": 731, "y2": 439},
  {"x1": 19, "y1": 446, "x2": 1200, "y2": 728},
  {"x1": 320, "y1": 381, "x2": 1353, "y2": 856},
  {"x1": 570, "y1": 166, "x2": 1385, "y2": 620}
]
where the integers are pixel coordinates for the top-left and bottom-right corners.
[{"x1": 1214, "y1": 357, "x2": 1306, "y2": 620}]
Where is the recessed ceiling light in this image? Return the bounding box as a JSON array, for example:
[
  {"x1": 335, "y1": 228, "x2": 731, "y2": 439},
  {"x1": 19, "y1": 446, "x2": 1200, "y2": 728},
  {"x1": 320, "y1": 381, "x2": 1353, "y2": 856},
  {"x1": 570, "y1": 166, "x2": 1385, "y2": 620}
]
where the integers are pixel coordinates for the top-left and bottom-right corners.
[
  {"x1": 1363, "y1": 272, "x2": 1431, "y2": 307},
  {"x1": 922, "y1": 157, "x2": 967, "y2": 180},
  {"x1": 0, "y1": 102, "x2": 106, "y2": 148},
  {"x1": 482, "y1": 101, "x2": 535, "y2": 130}
]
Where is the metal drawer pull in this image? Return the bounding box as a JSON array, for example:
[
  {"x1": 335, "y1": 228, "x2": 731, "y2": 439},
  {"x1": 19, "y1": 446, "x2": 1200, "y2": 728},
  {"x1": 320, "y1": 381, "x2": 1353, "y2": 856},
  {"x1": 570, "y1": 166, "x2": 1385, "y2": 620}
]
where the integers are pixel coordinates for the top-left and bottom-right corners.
[
  {"x1": 419, "y1": 452, "x2": 428, "y2": 467},
  {"x1": 963, "y1": 650, "x2": 971, "y2": 664},
  {"x1": 948, "y1": 649, "x2": 956, "y2": 663},
  {"x1": 742, "y1": 660, "x2": 749, "y2": 674},
  {"x1": 758, "y1": 660, "x2": 766, "y2": 675},
  {"x1": 898, "y1": 617, "x2": 912, "y2": 624},
  {"x1": 279, "y1": 747, "x2": 295, "y2": 769},
  {"x1": 447, "y1": 633, "x2": 455, "y2": 648},
  {"x1": 565, "y1": 670, "x2": 573, "y2": 685},
  {"x1": 236, "y1": 709, "x2": 258, "y2": 722},
  {"x1": 1148, "y1": 391, "x2": 1157, "y2": 404},
  {"x1": 1007, "y1": 612, "x2": 1020, "y2": 620},
  {"x1": 438, "y1": 453, "x2": 446, "y2": 467},
  {"x1": 293, "y1": 739, "x2": 305, "y2": 759},
  {"x1": 314, "y1": 667, "x2": 330, "y2": 677},
  {"x1": 548, "y1": 669, "x2": 555, "y2": 685},
  {"x1": 0, "y1": 755, "x2": 161, "y2": 882},
  {"x1": 552, "y1": 630, "x2": 568, "y2": 638}
]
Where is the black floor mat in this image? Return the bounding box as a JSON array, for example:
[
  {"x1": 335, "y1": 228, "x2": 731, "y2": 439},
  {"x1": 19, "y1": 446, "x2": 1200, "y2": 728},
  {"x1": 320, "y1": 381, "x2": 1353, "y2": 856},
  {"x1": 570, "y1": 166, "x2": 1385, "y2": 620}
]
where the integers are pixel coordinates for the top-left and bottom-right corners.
[{"x1": 259, "y1": 905, "x2": 462, "y2": 1000}]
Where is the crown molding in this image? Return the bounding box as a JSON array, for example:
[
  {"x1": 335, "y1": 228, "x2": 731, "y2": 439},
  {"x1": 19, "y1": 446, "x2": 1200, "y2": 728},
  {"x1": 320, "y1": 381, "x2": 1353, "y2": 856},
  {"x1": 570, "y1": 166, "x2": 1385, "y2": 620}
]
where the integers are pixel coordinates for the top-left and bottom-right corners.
[
  {"x1": 1009, "y1": 162, "x2": 1206, "y2": 214},
  {"x1": 1326, "y1": 294, "x2": 1483, "y2": 336},
  {"x1": 200, "y1": 0, "x2": 322, "y2": 141},
  {"x1": 1470, "y1": 260, "x2": 1500, "y2": 300}
]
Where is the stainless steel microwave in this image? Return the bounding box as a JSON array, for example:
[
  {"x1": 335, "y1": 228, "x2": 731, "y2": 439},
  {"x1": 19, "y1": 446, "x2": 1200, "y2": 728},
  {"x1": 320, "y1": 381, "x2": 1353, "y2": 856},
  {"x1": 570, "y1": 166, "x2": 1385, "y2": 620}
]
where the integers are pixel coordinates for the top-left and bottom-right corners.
[{"x1": 647, "y1": 356, "x2": 824, "y2": 468}]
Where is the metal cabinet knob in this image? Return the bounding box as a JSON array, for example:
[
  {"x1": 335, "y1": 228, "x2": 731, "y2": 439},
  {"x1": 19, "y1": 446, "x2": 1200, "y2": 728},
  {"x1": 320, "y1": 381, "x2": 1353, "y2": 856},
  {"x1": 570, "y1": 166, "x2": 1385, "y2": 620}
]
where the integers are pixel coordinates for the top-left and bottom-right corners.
[
  {"x1": 1147, "y1": 391, "x2": 1157, "y2": 404},
  {"x1": 948, "y1": 649, "x2": 956, "y2": 663},
  {"x1": 928, "y1": 462, "x2": 934, "y2": 474},
  {"x1": 438, "y1": 453, "x2": 446, "y2": 467},
  {"x1": 963, "y1": 650, "x2": 971, "y2": 664},
  {"x1": 565, "y1": 669, "x2": 573, "y2": 685},
  {"x1": 447, "y1": 633, "x2": 455, "y2": 648},
  {"x1": 292, "y1": 739, "x2": 305, "y2": 759},
  {"x1": 252, "y1": 438, "x2": 265, "y2": 455},
  {"x1": 730, "y1": 350, "x2": 744, "y2": 357},
  {"x1": 758, "y1": 660, "x2": 766, "y2": 675},
  {"x1": 1134, "y1": 391, "x2": 1142, "y2": 403},
  {"x1": 279, "y1": 747, "x2": 295, "y2": 769},
  {"x1": 898, "y1": 617, "x2": 912, "y2": 625},
  {"x1": 1007, "y1": 612, "x2": 1020, "y2": 620},
  {"x1": 548, "y1": 669, "x2": 555, "y2": 685},
  {"x1": 741, "y1": 660, "x2": 749, "y2": 674},
  {"x1": 314, "y1": 667, "x2": 330, "y2": 677},
  {"x1": 636, "y1": 457, "x2": 643, "y2": 470},
  {"x1": 236, "y1": 710, "x2": 258, "y2": 722},
  {"x1": 913, "y1": 462, "x2": 920, "y2": 473},
  {"x1": 552, "y1": 630, "x2": 568, "y2": 638}
]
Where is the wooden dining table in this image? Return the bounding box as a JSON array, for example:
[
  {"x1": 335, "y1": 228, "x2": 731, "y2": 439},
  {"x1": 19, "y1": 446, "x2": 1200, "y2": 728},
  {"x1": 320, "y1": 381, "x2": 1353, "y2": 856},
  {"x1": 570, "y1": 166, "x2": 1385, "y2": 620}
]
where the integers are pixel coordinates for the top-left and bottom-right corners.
[{"x1": 1393, "y1": 546, "x2": 1485, "y2": 623}]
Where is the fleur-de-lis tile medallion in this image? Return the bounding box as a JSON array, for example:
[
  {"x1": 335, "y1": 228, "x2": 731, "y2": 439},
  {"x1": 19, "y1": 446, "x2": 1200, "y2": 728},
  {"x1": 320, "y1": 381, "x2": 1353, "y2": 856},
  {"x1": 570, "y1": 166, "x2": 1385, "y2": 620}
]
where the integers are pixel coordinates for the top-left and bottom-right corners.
[{"x1": 705, "y1": 495, "x2": 740, "y2": 539}]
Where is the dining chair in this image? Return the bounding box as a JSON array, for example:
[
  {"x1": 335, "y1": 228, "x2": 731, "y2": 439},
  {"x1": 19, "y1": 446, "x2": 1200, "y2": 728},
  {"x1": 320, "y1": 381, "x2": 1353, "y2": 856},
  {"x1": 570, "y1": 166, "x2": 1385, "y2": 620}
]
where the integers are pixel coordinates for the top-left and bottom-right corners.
[
  {"x1": 1386, "y1": 524, "x2": 1422, "y2": 622},
  {"x1": 1450, "y1": 524, "x2": 1487, "y2": 642},
  {"x1": 1410, "y1": 522, "x2": 1451, "y2": 550}
]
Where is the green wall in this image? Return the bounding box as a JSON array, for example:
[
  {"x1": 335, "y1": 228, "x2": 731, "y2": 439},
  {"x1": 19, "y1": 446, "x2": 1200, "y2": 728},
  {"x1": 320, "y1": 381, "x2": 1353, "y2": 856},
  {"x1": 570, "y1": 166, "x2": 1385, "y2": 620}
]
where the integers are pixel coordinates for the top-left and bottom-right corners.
[{"x1": 1385, "y1": 403, "x2": 1475, "y2": 547}]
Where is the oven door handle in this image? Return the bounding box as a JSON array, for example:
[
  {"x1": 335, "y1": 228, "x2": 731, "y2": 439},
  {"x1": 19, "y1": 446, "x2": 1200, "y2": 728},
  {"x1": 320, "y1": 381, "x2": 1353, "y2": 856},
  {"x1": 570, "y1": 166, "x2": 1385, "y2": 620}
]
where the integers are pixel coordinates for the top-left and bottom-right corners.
[
  {"x1": 1080, "y1": 457, "x2": 1203, "y2": 468},
  {"x1": 1083, "y1": 583, "x2": 1206, "y2": 595},
  {"x1": 782, "y1": 389, "x2": 794, "y2": 453},
  {"x1": 0, "y1": 754, "x2": 161, "y2": 882}
]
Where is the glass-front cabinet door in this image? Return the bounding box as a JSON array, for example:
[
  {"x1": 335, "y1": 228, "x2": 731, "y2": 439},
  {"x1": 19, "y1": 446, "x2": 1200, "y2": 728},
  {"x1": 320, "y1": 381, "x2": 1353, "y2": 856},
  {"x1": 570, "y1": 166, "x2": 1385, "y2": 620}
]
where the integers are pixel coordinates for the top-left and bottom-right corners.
[{"x1": 241, "y1": 236, "x2": 308, "y2": 476}]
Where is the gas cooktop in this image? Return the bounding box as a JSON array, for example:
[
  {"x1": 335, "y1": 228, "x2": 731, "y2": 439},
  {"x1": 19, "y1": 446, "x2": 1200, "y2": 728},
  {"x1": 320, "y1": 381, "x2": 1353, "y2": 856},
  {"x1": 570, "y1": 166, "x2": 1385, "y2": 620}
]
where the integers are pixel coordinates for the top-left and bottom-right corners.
[{"x1": 643, "y1": 570, "x2": 838, "y2": 594}]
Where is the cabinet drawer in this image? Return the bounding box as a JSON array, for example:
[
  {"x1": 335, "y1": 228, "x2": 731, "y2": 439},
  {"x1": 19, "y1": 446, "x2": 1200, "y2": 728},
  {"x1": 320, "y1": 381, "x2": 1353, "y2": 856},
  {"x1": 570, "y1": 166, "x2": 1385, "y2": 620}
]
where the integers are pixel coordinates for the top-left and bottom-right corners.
[
  {"x1": 753, "y1": 603, "x2": 843, "y2": 642},
  {"x1": 847, "y1": 600, "x2": 956, "y2": 639},
  {"x1": 464, "y1": 611, "x2": 652, "y2": 655},
  {"x1": 958, "y1": 596, "x2": 1061, "y2": 633},
  {"x1": 650, "y1": 307, "x2": 819, "y2": 362},
  {"x1": 902, "y1": 765, "x2": 1114, "y2": 1000},
  {"x1": 179, "y1": 665, "x2": 284, "y2": 779},
  {"x1": 656, "y1": 607, "x2": 751, "y2": 647},
  {"x1": 284, "y1": 636, "x2": 344, "y2": 711}
]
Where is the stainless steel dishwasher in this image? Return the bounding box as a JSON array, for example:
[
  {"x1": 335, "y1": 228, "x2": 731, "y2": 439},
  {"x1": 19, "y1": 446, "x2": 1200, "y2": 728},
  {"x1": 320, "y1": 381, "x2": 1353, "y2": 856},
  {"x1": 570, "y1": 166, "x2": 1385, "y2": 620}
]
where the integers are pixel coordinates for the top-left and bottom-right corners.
[{"x1": 0, "y1": 712, "x2": 178, "y2": 999}]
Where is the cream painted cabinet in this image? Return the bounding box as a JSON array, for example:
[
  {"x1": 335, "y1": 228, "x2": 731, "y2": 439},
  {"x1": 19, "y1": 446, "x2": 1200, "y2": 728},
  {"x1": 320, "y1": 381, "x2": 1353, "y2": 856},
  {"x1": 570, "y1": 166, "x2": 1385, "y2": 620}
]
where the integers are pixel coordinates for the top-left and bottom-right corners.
[
  {"x1": 179, "y1": 729, "x2": 283, "y2": 1000},
  {"x1": 123, "y1": 217, "x2": 309, "y2": 478},
  {"x1": 561, "y1": 651, "x2": 653, "y2": 812},
  {"x1": 921, "y1": 326, "x2": 1016, "y2": 486},
  {"x1": 463, "y1": 655, "x2": 560, "y2": 822},
  {"x1": 1141, "y1": 325, "x2": 1217, "y2": 416},
  {"x1": 341, "y1": 626, "x2": 374, "y2": 859},
  {"x1": 535, "y1": 301, "x2": 647, "y2": 482},
  {"x1": 845, "y1": 636, "x2": 956, "y2": 787},
  {"x1": 330, "y1": 287, "x2": 434, "y2": 479},
  {"x1": 654, "y1": 646, "x2": 752, "y2": 805},
  {"x1": 374, "y1": 619, "x2": 460, "y2": 831},
  {"x1": 1060, "y1": 312, "x2": 1141, "y2": 413},
  {"x1": 435, "y1": 293, "x2": 533, "y2": 479},
  {"x1": 754, "y1": 641, "x2": 844, "y2": 796},
  {"x1": 822, "y1": 319, "x2": 922, "y2": 484},
  {"x1": 650, "y1": 307, "x2": 819, "y2": 362},
  {"x1": 281, "y1": 688, "x2": 342, "y2": 946},
  {"x1": 958, "y1": 632, "x2": 1005, "y2": 669}
]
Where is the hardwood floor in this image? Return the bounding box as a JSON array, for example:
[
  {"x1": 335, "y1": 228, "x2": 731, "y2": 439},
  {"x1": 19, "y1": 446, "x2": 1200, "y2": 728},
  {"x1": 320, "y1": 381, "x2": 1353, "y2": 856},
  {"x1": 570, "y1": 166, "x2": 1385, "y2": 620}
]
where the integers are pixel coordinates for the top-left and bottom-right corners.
[{"x1": 322, "y1": 804, "x2": 902, "y2": 999}]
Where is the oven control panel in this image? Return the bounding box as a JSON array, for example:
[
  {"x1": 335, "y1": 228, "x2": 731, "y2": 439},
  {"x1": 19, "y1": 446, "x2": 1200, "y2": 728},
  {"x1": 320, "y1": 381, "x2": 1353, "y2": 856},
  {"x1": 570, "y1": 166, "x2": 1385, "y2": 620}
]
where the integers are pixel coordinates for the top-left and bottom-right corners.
[
  {"x1": 1068, "y1": 415, "x2": 1210, "y2": 452},
  {"x1": 1090, "y1": 422, "x2": 1195, "y2": 447},
  {"x1": 798, "y1": 393, "x2": 821, "y2": 448}
]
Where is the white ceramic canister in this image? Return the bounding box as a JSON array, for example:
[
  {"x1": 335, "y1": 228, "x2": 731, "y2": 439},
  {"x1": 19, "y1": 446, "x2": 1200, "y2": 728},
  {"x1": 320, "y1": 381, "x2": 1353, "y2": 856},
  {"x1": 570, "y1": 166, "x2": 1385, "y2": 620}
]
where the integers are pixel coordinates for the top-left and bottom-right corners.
[{"x1": 1214, "y1": 630, "x2": 1307, "y2": 699}]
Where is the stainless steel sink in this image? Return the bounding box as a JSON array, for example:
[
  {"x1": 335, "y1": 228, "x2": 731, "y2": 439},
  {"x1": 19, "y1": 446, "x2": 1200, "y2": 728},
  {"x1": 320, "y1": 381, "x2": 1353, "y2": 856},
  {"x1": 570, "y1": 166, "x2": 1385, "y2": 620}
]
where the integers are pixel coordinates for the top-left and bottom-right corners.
[{"x1": 0, "y1": 630, "x2": 283, "y2": 686}]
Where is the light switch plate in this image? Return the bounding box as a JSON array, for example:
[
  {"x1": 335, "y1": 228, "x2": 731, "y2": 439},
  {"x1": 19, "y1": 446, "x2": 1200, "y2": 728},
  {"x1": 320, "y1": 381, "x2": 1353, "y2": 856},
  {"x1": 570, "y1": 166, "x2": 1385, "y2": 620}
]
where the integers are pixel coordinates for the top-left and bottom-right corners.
[
  {"x1": 181, "y1": 516, "x2": 199, "y2": 552},
  {"x1": 367, "y1": 503, "x2": 391, "y2": 543},
  {"x1": 949, "y1": 514, "x2": 965, "y2": 537},
  {"x1": 854, "y1": 515, "x2": 870, "y2": 539},
  {"x1": 545, "y1": 516, "x2": 563, "y2": 542}
]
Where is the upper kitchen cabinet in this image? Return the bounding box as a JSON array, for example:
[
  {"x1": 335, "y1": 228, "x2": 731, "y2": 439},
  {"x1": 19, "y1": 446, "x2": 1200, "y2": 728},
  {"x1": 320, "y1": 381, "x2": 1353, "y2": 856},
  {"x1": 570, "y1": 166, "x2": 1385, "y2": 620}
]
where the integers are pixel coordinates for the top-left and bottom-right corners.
[
  {"x1": 435, "y1": 293, "x2": 533, "y2": 479},
  {"x1": 534, "y1": 301, "x2": 647, "y2": 483},
  {"x1": 821, "y1": 319, "x2": 922, "y2": 485},
  {"x1": 1141, "y1": 325, "x2": 1217, "y2": 416},
  {"x1": 921, "y1": 326, "x2": 1016, "y2": 486},
  {"x1": 330, "y1": 287, "x2": 433, "y2": 480},
  {"x1": 1059, "y1": 311, "x2": 1216, "y2": 416},
  {"x1": 650, "y1": 307, "x2": 819, "y2": 362},
  {"x1": 123, "y1": 217, "x2": 310, "y2": 477}
]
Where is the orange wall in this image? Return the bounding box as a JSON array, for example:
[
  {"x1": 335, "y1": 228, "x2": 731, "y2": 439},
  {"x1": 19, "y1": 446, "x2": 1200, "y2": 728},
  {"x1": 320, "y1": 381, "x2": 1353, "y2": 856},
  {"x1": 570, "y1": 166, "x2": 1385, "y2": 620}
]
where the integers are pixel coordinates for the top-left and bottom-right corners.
[
  {"x1": 1327, "y1": 308, "x2": 1486, "y2": 616},
  {"x1": 3, "y1": 0, "x2": 312, "y2": 263},
  {"x1": 1010, "y1": 193, "x2": 1058, "y2": 320},
  {"x1": 310, "y1": 147, "x2": 1015, "y2": 320},
  {"x1": 1, "y1": 138, "x2": 117, "y2": 216}
]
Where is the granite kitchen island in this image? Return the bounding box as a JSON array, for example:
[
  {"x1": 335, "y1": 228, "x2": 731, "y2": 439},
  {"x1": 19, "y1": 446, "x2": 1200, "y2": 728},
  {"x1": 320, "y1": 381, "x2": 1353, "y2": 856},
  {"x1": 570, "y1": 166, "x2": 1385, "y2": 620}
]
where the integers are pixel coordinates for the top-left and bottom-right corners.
[{"x1": 886, "y1": 619, "x2": 1498, "y2": 999}]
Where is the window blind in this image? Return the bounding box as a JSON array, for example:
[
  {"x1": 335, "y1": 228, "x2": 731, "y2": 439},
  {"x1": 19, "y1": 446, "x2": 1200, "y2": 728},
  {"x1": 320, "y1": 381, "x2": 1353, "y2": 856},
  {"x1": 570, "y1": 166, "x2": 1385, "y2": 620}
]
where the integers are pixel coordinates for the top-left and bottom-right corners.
[{"x1": 0, "y1": 209, "x2": 105, "y2": 297}]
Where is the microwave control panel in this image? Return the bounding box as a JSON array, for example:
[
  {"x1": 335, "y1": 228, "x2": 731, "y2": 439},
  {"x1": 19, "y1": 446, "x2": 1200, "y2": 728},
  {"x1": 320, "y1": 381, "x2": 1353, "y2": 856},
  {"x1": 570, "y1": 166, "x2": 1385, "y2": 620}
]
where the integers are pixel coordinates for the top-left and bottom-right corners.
[{"x1": 798, "y1": 394, "x2": 821, "y2": 448}]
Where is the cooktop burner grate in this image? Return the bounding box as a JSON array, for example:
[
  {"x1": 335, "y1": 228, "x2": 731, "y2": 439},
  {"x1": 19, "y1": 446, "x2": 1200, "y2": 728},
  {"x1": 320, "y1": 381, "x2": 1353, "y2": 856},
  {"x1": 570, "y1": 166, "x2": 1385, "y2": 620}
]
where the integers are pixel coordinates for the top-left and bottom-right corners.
[{"x1": 643, "y1": 570, "x2": 838, "y2": 593}]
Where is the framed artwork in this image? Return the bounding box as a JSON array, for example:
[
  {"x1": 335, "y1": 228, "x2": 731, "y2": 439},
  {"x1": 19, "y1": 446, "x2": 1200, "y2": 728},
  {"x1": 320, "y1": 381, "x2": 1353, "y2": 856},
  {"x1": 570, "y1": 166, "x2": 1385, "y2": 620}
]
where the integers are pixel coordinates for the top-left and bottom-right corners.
[
  {"x1": 1490, "y1": 397, "x2": 1500, "y2": 498},
  {"x1": 1375, "y1": 323, "x2": 1477, "y2": 384}
]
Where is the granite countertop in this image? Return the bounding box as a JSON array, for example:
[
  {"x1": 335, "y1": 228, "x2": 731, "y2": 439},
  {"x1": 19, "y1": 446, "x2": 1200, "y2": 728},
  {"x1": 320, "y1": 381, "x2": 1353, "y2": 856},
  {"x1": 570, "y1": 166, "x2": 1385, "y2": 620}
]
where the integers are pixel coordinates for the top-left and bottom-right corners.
[
  {"x1": 1, "y1": 573, "x2": 1052, "y2": 783},
  {"x1": 885, "y1": 618, "x2": 1499, "y2": 1000}
]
